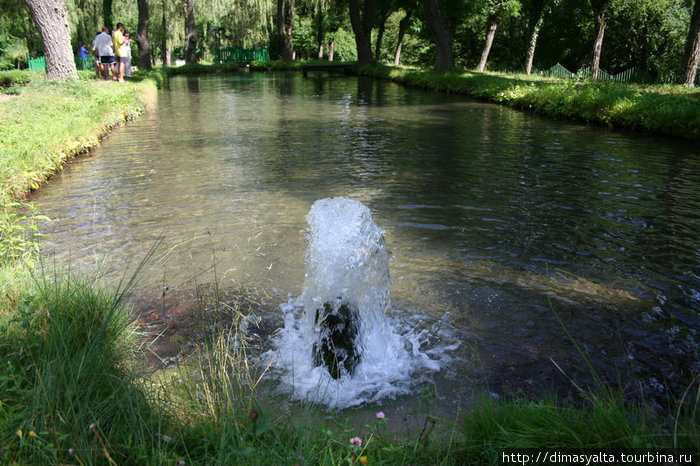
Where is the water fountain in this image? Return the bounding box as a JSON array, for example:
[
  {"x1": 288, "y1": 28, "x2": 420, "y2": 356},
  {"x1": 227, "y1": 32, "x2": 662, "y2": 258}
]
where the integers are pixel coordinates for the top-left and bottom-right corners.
[
  {"x1": 302, "y1": 197, "x2": 392, "y2": 379},
  {"x1": 269, "y1": 197, "x2": 447, "y2": 409}
]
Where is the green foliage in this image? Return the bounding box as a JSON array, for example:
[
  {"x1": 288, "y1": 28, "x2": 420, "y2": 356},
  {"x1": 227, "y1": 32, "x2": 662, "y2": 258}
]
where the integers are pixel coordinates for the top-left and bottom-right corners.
[
  {"x1": 0, "y1": 69, "x2": 33, "y2": 88},
  {"x1": 0, "y1": 271, "x2": 172, "y2": 464},
  {"x1": 2, "y1": 0, "x2": 697, "y2": 81},
  {"x1": 0, "y1": 199, "x2": 48, "y2": 268},
  {"x1": 605, "y1": 0, "x2": 691, "y2": 80},
  {"x1": 0, "y1": 35, "x2": 28, "y2": 70}
]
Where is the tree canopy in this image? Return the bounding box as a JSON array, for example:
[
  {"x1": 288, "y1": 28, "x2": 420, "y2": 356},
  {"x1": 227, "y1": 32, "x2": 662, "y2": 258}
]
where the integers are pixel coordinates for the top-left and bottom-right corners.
[{"x1": 2, "y1": 0, "x2": 697, "y2": 84}]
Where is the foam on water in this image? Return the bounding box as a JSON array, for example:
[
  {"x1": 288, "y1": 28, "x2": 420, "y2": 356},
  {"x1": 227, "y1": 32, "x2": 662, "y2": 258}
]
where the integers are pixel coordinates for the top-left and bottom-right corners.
[{"x1": 267, "y1": 197, "x2": 452, "y2": 409}]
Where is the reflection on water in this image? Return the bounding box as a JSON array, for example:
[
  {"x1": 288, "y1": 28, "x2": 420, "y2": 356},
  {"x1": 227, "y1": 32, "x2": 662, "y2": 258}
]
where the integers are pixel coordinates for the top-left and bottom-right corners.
[{"x1": 32, "y1": 73, "x2": 700, "y2": 410}]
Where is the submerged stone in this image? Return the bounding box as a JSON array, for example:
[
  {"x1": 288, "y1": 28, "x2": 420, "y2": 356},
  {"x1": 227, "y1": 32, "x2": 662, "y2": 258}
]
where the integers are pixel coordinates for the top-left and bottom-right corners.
[{"x1": 312, "y1": 299, "x2": 360, "y2": 378}]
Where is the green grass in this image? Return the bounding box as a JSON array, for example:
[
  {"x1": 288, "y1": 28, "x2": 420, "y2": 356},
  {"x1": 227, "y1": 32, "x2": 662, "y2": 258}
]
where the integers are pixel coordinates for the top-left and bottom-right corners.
[
  {"x1": 0, "y1": 270, "x2": 172, "y2": 464},
  {"x1": 0, "y1": 78, "x2": 156, "y2": 199},
  {"x1": 454, "y1": 392, "x2": 699, "y2": 464},
  {"x1": 357, "y1": 65, "x2": 700, "y2": 141},
  {"x1": 0, "y1": 70, "x2": 34, "y2": 94}
]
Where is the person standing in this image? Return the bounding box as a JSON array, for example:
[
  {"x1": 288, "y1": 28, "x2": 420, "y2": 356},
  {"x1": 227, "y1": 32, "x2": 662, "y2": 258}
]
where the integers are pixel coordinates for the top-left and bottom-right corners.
[
  {"x1": 123, "y1": 30, "x2": 133, "y2": 78},
  {"x1": 77, "y1": 43, "x2": 89, "y2": 71},
  {"x1": 94, "y1": 27, "x2": 115, "y2": 80},
  {"x1": 91, "y1": 32, "x2": 101, "y2": 78},
  {"x1": 112, "y1": 23, "x2": 128, "y2": 82}
]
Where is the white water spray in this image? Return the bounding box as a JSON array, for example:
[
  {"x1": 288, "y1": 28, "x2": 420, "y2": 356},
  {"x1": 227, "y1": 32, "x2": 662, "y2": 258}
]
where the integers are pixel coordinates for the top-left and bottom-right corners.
[{"x1": 269, "y1": 197, "x2": 451, "y2": 409}]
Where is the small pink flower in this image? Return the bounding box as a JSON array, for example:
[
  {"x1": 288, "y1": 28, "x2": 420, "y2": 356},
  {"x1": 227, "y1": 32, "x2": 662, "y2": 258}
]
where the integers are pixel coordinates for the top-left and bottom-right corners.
[
  {"x1": 375, "y1": 411, "x2": 385, "y2": 419},
  {"x1": 350, "y1": 436, "x2": 362, "y2": 447}
]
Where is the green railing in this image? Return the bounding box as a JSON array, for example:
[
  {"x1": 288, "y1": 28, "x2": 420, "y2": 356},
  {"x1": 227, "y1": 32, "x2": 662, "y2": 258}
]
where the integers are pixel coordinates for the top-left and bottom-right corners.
[
  {"x1": 27, "y1": 56, "x2": 45, "y2": 72},
  {"x1": 214, "y1": 47, "x2": 269, "y2": 64},
  {"x1": 534, "y1": 62, "x2": 699, "y2": 85},
  {"x1": 27, "y1": 56, "x2": 95, "y2": 72}
]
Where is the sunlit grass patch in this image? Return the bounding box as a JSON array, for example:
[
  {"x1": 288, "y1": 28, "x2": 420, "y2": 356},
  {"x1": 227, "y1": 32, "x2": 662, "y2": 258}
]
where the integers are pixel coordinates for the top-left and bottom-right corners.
[{"x1": 0, "y1": 79, "x2": 155, "y2": 198}]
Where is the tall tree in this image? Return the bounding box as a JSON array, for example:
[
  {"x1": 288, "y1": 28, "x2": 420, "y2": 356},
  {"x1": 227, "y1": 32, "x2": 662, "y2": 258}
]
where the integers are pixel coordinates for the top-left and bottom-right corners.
[
  {"x1": 421, "y1": 0, "x2": 453, "y2": 69},
  {"x1": 523, "y1": 0, "x2": 552, "y2": 74},
  {"x1": 103, "y1": 0, "x2": 112, "y2": 30},
  {"x1": 476, "y1": 0, "x2": 521, "y2": 72},
  {"x1": 680, "y1": 0, "x2": 700, "y2": 85},
  {"x1": 160, "y1": 0, "x2": 173, "y2": 65},
  {"x1": 373, "y1": 0, "x2": 393, "y2": 62},
  {"x1": 137, "y1": 0, "x2": 152, "y2": 70},
  {"x1": 277, "y1": 0, "x2": 294, "y2": 60},
  {"x1": 590, "y1": 0, "x2": 609, "y2": 79},
  {"x1": 24, "y1": 0, "x2": 78, "y2": 80},
  {"x1": 313, "y1": 0, "x2": 330, "y2": 59},
  {"x1": 349, "y1": 0, "x2": 375, "y2": 63},
  {"x1": 394, "y1": 8, "x2": 412, "y2": 65},
  {"x1": 184, "y1": 0, "x2": 197, "y2": 63}
]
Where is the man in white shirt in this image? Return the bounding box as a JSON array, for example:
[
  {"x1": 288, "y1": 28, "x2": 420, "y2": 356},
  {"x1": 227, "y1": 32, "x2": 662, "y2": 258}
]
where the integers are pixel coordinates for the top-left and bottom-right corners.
[{"x1": 93, "y1": 27, "x2": 115, "y2": 80}]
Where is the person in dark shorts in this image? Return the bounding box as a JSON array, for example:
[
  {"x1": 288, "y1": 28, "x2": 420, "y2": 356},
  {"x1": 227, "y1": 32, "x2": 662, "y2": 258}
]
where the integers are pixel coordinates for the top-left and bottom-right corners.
[{"x1": 94, "y1": 27, "x2": 115, "y2": 80}]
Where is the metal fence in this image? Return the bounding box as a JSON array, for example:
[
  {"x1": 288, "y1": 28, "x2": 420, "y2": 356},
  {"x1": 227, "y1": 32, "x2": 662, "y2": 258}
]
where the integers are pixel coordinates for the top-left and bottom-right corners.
[
  {"x1": 28, "y1": 56, "x2": 95, "y2": 72},
  {"x1": 213, "y1": 47, "x2": 269, "y2": 64},
  {"x1": 534, "y1": 62, "x2": 699, "y2": 85}
]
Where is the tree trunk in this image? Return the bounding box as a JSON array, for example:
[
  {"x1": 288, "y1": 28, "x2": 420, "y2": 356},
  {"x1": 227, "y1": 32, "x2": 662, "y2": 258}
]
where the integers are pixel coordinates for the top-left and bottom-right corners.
[
  {"x1": 394, "y1": 10, "x2": 411, "y2": 66},
  {"x1": 25, "y1": 0, "x2": 78, "y2": 81},
  {"x1": 421, "y1": 0, "x2": 454, "y2": 70},
  {"x1": 162, "y1": 0, "x2": 171, "y2": 66},
  {"x1": 525, "y1": 10, "x2": 544, "y2": 74},
  {"x1": 314, "y1": 11, "x2": 325, "y2": 60},
  {"x1": 184, "y1": 0, "x2": 197, "y2": 64},
  {"x1": 103, "y1": 0, "x2": 112, "y2": 30},
  {"x1": 680, "y1": 0, "x2": 700, "y2": 85},
  {"x1": 277, "y1": 0, "x2": 295, "y2": 61},
  {"x1": 349, "y1": 0, "x2": 374, "y2": 64},
  {"x1": 136, "y1": 0, "x2": 152, "y2": 70},
  {"x1": 477, "y1": 19, "x2": 497, "y2": 72},
  {"x1": 374, "y1": 17, "x2": 386, "y2": 62},
  {"x1": 329, "y1": 41, "x2": 335, "y2": 61},
  {"x1": 590, "y1": 0, "x2": 608, "y2": 80}
]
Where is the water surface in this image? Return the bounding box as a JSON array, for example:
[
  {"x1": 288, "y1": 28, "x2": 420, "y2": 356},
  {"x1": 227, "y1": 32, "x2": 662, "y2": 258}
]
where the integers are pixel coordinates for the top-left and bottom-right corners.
[{"x1": 33, "y1": 73, "x2": 700, "y2": 411}]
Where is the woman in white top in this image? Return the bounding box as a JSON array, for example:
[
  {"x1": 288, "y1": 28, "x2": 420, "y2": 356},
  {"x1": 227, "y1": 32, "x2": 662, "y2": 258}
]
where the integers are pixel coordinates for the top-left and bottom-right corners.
[{"x1": 124, "y1": 30, "x2": 133, "y2": 77}]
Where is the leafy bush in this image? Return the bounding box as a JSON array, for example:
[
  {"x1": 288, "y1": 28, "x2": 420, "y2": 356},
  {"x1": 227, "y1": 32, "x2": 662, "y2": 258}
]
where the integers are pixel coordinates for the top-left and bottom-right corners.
[
  {"x1": 0, "y1": 69, "x2": 33, "y2": 87},
  {"x1": 0, "y1": 35, "x2": 28, "y2": 70}
]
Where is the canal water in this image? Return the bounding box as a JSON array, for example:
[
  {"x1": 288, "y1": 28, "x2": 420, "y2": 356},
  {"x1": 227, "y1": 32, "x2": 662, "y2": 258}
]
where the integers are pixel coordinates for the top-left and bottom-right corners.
[{"x1": 32, "y1": 73, "x2": 699, "y2": 413}]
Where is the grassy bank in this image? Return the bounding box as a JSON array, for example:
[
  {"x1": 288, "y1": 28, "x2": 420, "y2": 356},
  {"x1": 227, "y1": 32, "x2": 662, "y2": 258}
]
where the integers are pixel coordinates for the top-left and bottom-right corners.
[
  {"x1": 357, "y1": 65, "x2": 700, "y2": 141},
  {"x1": 0, "y1": 76, "x2": 156, "y2": 200}
]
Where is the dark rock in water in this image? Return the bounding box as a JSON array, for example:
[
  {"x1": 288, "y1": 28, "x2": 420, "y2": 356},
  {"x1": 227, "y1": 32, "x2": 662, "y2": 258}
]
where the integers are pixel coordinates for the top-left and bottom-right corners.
[{"x1": 313, "y1": 300, "x2": 360, "y2": 379}]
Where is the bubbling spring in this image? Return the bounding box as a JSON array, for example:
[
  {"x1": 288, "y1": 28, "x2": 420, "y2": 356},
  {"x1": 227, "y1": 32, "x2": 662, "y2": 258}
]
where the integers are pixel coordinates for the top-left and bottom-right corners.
[{"x1": 268, "y1": 197, "x2": 454, "y2": 409}]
